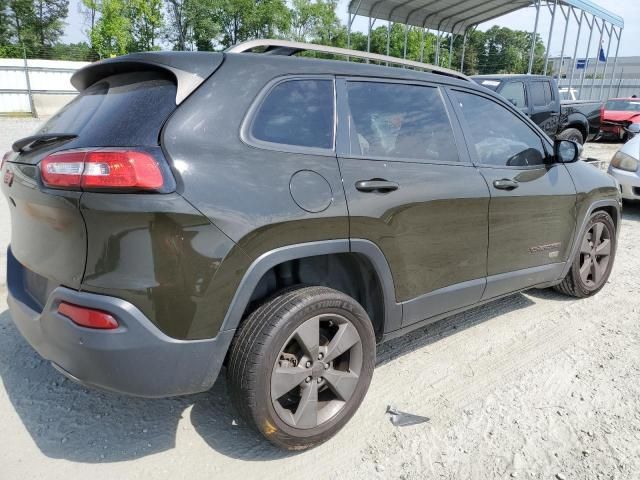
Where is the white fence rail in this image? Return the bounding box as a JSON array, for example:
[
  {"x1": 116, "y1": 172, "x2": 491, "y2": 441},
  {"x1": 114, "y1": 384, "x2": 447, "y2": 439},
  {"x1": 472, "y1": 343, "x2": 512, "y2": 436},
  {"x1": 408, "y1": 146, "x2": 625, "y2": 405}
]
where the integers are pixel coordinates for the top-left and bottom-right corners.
[
  {"x1": 558, "y1": 78, "x2": 640, "y2": 101},
  {"x1": 0, "y1": 58, "x2": 88, "y2": 117}
]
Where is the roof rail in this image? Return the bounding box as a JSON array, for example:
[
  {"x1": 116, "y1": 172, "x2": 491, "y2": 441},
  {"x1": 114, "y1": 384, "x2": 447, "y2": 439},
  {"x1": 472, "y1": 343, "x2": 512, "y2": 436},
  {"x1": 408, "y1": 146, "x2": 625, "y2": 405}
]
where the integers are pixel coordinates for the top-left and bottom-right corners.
[{"x1": 226, "y1": 39, "x2": 471, "y2": 82}]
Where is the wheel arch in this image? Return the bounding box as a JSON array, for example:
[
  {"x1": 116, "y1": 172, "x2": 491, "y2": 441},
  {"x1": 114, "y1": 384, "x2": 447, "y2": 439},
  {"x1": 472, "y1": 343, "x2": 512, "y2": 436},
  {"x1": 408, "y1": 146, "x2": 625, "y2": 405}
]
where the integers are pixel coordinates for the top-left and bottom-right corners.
[
  {"x1": 218, "y1": 240, "x2": 401, "y2": 344},
  {"x1": 560, "y1": 199, "x2": 621, "y2": 280},
  {"x1": 562, "y1": 115, "x2": 589, "y2": 140}
]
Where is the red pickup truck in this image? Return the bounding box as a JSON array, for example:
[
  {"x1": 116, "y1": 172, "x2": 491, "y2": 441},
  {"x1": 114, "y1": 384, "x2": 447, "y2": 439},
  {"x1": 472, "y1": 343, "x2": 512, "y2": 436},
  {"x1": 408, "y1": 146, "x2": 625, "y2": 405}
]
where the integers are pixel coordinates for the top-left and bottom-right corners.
[{"x1": 599, "y1": 97, "x2": 640, "y2": 141}]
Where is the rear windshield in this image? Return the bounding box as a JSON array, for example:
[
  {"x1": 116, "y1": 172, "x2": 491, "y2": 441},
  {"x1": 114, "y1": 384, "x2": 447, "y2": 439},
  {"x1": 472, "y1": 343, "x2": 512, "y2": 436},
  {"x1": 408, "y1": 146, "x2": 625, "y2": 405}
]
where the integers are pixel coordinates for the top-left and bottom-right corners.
[
  {"x1": 605, "y1": 99, "x2": 640, "y2": 111},
  {"x1": 37, "y1": 71, "x2": 177, "y2": 146}
]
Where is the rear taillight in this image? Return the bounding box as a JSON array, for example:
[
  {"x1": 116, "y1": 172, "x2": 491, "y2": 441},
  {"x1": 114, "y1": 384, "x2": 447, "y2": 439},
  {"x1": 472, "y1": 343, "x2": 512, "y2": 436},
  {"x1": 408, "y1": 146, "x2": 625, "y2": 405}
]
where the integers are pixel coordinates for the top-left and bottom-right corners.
[
  {"x1": 1, "y1": 151, "x2": 11, "y2": 170},
  {"x1": 58, "y1": 302, "x2": 119, "y2": 329},
  {"x1": 40, "y1": 149, "x2": 164, "y2": 191}
]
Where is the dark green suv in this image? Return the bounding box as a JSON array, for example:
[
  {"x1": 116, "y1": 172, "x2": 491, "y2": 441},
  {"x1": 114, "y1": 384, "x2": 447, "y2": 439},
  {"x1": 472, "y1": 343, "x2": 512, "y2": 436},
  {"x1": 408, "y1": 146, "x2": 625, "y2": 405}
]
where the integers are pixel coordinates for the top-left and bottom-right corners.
[{"x1": 1, "y1": 40, "x2": 621, "y2": 450}]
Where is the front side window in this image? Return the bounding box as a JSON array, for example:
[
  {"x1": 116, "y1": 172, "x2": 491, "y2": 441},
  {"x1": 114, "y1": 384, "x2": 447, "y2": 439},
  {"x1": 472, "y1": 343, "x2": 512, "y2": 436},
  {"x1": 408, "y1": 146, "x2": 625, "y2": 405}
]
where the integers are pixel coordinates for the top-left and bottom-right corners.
[
  {"x1": 345, "y1": 82, "x2": 459, "y2": 162},
  {"x1": 251, "y1": 79, "x2": 334, "y2": 149},
  {"x1": 500, "y1": 82, "x2": 527, "y2": 108},
  {"x1": 451, "y1": 90, "x2": 546, "y2": 167}
]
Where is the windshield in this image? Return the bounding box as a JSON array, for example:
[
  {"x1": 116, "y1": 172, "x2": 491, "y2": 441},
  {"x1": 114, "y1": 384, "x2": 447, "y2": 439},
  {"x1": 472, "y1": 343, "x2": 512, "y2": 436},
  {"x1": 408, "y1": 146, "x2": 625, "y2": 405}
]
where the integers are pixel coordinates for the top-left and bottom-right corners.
[{"x1": 605, "y1": 99, "x2": 640, "y2": 111}]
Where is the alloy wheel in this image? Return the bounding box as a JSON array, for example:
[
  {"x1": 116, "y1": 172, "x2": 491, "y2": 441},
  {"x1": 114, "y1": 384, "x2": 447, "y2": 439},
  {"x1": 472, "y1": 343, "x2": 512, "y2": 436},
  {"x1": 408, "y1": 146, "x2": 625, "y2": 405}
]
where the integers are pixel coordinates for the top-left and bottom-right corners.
[
  {"x1": 579, "y1": 221, "x2": 612, "y2": 288},
  {"x1": 270, "y1": 313, "x2": 363, "y2": 429}
]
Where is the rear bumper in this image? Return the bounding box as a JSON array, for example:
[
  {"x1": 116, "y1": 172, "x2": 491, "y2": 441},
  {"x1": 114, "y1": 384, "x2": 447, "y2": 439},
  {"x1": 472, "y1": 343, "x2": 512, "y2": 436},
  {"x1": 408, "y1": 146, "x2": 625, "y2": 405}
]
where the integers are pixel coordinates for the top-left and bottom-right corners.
[{"x1": 7, "y1": 250, "x2": 234, "y2": 398}]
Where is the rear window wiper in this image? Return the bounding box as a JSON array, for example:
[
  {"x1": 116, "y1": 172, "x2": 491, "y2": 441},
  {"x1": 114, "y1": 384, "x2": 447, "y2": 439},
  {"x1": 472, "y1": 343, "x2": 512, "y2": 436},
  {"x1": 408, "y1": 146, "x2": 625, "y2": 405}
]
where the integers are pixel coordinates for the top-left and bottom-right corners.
[{"x1": 12, "y1": 133, "x2": 78, "y2": 154}]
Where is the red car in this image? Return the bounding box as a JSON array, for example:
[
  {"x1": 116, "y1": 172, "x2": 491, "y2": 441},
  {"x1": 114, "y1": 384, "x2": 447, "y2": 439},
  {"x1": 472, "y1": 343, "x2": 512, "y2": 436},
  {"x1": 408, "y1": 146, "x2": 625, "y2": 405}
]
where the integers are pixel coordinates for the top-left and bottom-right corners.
[{"x1": 599, "y1": 97, "x2": 640, "y2": 140}]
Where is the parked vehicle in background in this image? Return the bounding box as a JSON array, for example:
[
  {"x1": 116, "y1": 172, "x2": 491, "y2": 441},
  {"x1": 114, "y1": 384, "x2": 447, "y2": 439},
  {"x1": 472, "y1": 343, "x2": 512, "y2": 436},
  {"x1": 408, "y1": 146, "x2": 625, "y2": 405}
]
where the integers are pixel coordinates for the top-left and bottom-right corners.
[
  {"x1": 599, "y1": 97, "x2": 640, "y2": 141},
  {"x1": 472, "y1": 74, "x2": 602, "y2": 144},
  {"x1": 2, "y1": 40, "x2": 621, "y2": 451},
  {"x1": 608, "y1": 131, "x2": 640, "y2": 201}
]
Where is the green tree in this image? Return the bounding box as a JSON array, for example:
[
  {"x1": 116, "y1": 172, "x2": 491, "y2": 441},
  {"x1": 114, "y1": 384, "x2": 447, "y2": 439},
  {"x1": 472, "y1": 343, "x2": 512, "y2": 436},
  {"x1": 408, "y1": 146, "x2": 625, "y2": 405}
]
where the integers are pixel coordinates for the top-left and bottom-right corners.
[
  {"x1": 128, "y1": 0, "x2": 163, "y2": 51},
  {"x1": 210, "y1": 0, "x2": 290, "y2": 48},
  {"x1": 90, "y1": 0, "x2": 130, "y2": 57},
  {"x1": 164, "y1": 0, "x2": 191, "y2": 50},
  {"x1": 289, "y1": 0, "x2": 337, "y2": 43},
  {"x1": 32, "y1": 0, "x2": 69, "y2": 46},
  {"x1": 7, "y1": 0, "x2": 38, "y2": 47}
]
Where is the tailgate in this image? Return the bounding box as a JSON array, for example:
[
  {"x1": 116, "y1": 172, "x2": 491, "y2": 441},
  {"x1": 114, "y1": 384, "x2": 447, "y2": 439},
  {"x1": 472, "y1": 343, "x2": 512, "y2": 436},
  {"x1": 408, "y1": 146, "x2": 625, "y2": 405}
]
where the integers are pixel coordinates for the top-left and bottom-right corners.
[{"x1": 2, "y1": 161, "x2": 86, "y2": 301}]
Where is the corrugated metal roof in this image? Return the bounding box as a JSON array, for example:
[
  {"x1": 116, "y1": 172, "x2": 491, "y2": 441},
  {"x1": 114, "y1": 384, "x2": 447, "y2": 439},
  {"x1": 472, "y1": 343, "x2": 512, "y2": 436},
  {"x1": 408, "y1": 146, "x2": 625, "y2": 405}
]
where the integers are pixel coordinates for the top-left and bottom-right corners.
[{"x1": 348, "y1": 0, "x2": 623, "y2": 34}]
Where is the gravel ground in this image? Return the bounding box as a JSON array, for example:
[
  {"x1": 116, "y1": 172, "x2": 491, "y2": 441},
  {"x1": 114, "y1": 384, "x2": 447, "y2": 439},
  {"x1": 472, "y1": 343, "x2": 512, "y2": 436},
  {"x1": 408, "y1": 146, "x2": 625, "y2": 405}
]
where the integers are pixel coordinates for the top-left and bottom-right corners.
[{"x1": 1, "y1": 118, "x2": 638, "y2": 479}]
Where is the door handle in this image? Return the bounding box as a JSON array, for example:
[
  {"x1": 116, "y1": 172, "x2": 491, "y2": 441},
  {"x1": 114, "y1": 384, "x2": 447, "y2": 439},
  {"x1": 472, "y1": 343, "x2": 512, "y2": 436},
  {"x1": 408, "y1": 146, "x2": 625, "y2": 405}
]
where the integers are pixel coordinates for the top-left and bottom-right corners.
[
  {"x1": 493, "y1": 178, "x2": 519, "y2": 190},
  {"x1": 355, "y1": 179, "x2": 399, "y2": 192}
]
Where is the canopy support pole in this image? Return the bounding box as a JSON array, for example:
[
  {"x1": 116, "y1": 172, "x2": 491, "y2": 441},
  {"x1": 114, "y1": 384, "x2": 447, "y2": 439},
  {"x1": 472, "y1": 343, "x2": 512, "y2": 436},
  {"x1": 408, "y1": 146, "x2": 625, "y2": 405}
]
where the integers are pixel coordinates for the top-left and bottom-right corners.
[
  {"x1": 543, "y1": 0, "x2": 558, "y2": 75},
  {"x1": 599, "y1": 23, "x2": 613, "y2": 100},
  {"x1": 346, "y1": 0, "x2": 362, "y2": 51},
  {"x1": 367, "y1": 16, "x2": 375, "y2": 54},
  {"x1": 579, "y1": 15, "x2": 595, "y2": 100},
  {"x1": 567, "y1": 10, "x2": 584, "y2": 98},
  {"x1": 460, "y1": 29, "x2": 468, "y2": 72},
  {"x1": 386, "y1": 20, "x2": 391, "y2": 57},
  {"x1": 403, "y1": 24, "x2": 409, "y2": 59},
  {"x1": 419, "y1": 27, "x2": 425, "y2": 62},
  {"x1": 448, "y1": 34, "x2": 454, "y2": 68},
  {"x1": 607, "y1": 27, "x2": 622, "y2": 99},
  {"x1": 590, "y1": 19, "x2": 605, "y2": 100},
  {"x1": 528, "y1": 0, "x2": 541, "y2": 74},
  {"x1": 556, "y1": 6, "x2": 571, "y2": 79}
]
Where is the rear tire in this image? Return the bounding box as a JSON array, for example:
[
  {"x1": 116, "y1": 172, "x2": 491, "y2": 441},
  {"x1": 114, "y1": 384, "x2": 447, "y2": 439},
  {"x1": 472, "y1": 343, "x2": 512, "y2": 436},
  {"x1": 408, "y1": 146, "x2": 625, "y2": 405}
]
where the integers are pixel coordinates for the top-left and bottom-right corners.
[
  {"x1": 227, "y1": 286, "x2": 376, "y2": 450},
  {"x1": 554, "y1": 211, "x2": 616, "y2": 298},
  {"x1": 557, "y1": 127, "x2": 585, "y2": 145}
]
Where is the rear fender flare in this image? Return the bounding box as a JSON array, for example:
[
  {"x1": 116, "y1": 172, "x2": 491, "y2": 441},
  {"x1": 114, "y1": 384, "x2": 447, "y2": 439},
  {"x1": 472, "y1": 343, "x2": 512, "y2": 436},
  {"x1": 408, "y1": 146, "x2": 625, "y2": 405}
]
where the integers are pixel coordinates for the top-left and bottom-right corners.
[{"x1": 218, "y1": 239, "x2": 402, "y2": 336}]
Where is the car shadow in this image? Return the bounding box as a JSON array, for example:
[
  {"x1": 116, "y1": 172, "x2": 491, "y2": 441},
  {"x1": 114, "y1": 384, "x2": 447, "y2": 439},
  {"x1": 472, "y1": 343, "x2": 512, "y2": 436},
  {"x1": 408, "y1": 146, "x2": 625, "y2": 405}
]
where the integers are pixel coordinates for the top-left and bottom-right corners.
[{"x1": 0, "y1": 290, "x2": 543, "y2": 464}]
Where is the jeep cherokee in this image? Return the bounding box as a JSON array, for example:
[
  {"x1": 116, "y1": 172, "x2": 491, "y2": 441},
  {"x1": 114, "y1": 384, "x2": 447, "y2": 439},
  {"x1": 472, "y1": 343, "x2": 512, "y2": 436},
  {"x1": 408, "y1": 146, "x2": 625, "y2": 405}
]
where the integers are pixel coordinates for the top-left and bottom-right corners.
[{"x1": 1, "y1": 40, "x2": 621, "y2": 450}]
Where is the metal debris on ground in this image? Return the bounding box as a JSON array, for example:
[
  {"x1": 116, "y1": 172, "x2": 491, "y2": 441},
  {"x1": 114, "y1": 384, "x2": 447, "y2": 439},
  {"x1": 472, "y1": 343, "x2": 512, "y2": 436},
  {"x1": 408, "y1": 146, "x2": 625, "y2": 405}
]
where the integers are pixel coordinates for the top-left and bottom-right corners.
[{"x1": 386, "y1": 405, "x2": 430, "y2": 427}]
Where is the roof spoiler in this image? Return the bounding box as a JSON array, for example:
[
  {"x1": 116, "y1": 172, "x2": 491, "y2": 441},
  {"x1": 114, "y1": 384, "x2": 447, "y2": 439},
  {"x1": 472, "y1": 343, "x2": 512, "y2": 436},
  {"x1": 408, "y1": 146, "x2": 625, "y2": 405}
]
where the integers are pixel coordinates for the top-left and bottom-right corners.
[{"x1": 70, "y1": 51, "x2": 224, "y2": 105}]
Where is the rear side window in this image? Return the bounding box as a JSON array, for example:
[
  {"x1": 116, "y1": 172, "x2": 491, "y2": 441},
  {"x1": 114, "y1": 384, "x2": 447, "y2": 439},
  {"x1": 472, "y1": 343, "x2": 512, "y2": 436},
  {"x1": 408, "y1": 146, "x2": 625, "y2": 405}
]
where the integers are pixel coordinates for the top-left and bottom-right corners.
[
  {"x1": 251, "y1": 79, "x2": 334, "y2": 149},
  {"x1": 530, "y1": 82, "x2": 547, "y2": 107},
  {"x1": 451, "y1": 90, "x2": 546, "y2": 167},
  {"x1": 346, "y1": 81, "x2": 459, "y2": 162},
  {"x1": 38, "y1": 71, "x2": 177, "y2": 146},
  {"x1": 499, "y1": 82, "x2": 527, "y2": 108}
]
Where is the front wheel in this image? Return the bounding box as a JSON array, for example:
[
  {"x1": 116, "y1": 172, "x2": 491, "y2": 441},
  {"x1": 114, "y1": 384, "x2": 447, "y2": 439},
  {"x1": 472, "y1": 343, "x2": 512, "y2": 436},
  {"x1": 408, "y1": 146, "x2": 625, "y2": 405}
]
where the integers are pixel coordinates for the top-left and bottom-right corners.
[
  {"x1": 227, "y1": 286, "x2": 376, "y2": 450},
  {"x1": 557, "y1": 127, "x2": 585, "y2": 145},
  {"x1": 554, "y1": 211, "x2": 616, "y2": 298}
]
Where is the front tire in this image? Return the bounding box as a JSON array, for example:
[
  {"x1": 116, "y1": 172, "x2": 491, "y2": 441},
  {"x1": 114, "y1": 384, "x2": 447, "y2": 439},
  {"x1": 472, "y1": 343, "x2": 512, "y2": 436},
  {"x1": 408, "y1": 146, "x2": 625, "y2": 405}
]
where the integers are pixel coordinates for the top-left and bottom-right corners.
[
  {"x1": 554, "y1": 211, "x2": 616, "y2": 298},
  {"x1": 557, "y1": 127, "x2": 585, "y2": 145},
  {"x1": 227, "y1": 286, "x2": 376, "y2": 450}
]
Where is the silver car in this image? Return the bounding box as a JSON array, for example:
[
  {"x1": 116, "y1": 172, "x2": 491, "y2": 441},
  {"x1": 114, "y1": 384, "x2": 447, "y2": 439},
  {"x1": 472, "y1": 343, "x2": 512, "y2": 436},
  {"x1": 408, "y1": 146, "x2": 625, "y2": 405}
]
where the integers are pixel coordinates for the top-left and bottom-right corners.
[{"x1": 608, "y1": 133, "x2": 640, "y2": 201}]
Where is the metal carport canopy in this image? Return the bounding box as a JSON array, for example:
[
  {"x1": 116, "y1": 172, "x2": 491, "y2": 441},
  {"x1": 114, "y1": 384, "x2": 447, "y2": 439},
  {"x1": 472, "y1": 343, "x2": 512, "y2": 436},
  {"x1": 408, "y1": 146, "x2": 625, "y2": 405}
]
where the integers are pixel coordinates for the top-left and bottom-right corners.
[{"x1": 348, "y1": 0, "x2": 624, "y2": 34}]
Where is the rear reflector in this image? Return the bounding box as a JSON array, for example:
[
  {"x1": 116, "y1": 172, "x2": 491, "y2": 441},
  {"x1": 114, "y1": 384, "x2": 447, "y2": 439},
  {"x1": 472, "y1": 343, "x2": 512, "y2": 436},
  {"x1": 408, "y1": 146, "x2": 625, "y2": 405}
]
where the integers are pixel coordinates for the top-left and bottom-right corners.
[
  {"x1": 41, "y1": 149, "x2": 164, "y2": 191},
  {"x1": 58, "y1": 302, "x2": 119, "y2": 329}
]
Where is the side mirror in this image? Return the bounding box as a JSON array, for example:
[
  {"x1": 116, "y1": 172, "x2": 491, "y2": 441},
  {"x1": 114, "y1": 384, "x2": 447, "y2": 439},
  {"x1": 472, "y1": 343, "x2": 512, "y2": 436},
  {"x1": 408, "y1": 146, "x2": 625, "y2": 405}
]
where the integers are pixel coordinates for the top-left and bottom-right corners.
[{"x1": 554, "y1": 139, "x2": 580, "y2": 163}]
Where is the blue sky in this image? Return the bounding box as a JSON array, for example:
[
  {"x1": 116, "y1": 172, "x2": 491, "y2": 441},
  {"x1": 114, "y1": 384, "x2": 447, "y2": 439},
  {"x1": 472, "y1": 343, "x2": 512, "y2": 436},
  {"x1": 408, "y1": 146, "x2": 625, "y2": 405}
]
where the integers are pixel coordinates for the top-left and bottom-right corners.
[{"x1": 62, "y1": 0, "x2": 639, "y2": 57}]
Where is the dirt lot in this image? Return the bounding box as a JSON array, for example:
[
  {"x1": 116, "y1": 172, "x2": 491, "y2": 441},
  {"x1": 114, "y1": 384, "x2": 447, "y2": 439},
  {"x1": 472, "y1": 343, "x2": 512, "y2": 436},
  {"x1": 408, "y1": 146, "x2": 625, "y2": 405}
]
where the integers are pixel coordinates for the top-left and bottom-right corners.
[{"x1": 1, "y1": 118, "x2": 638, "y2": 479}]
